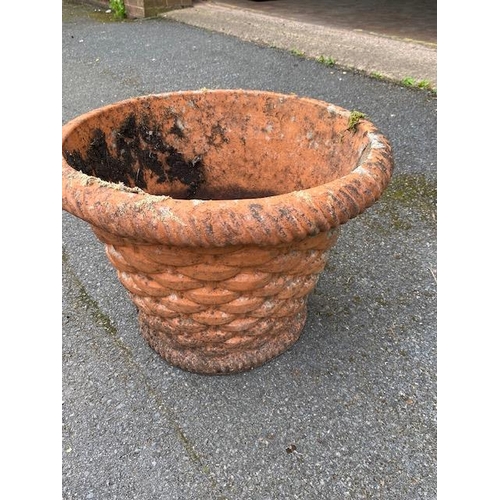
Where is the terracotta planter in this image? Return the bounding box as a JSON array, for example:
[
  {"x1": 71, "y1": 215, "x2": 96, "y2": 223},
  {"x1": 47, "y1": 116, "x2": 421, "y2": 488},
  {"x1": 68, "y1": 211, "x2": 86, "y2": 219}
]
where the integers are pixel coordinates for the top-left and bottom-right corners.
[{"x1": 62, "y1": 89, "x2": 393, "y2": 374}]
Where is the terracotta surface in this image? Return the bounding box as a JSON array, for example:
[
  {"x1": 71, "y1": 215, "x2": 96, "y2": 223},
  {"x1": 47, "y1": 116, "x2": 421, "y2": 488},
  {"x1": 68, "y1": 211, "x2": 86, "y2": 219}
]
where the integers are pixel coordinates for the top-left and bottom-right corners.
[{"x1": 62, "y1": 89, "x2": 394, "y2": 374}]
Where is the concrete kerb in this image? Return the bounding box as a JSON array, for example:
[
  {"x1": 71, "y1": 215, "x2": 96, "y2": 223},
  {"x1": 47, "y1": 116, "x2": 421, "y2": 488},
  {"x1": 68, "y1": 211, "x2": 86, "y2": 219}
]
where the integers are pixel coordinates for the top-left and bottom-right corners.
[{"x1": 161, "y1": 2, "x2": 437, "y2": 90}]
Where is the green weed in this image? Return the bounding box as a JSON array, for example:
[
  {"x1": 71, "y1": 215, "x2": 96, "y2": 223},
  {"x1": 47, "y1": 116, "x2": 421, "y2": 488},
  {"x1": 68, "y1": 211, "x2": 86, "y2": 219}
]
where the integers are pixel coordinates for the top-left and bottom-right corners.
[
  {"x1": 316, "y1": 55, "x2": 336, "y2": 66},
  {"x1": 401, "y1": 76, "x2": 436, "y2": 94},
  {"x1": 347, "y1": 110, "x2": 366, "y2": 131},
  {"x1": 401, "y1": 77, "x2": 416, "y2": 87},
  {"x1": 109, "y1": 0, "x2": 126, "y2": 19}
]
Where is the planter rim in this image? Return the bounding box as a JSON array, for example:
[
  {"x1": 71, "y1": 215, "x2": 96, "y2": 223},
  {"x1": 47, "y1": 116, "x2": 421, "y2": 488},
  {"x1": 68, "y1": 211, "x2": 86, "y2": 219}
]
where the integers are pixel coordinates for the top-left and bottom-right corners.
[{"x1": 62, "y1": 89, "x2": 393, "y2": 247}]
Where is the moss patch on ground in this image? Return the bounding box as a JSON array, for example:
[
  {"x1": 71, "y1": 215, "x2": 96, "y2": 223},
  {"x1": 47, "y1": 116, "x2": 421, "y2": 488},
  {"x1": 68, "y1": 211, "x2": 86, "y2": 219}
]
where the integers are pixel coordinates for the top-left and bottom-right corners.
[{"x1": 365, "y1": 173, "x2": 437, "y2": 233}]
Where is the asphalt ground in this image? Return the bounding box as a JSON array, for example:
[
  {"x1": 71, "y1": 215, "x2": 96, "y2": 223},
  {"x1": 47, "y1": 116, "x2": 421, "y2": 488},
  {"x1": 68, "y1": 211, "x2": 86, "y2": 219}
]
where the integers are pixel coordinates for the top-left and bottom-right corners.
[{"x1": 61, "y1": 1, "x2": 437, "y2": 498}]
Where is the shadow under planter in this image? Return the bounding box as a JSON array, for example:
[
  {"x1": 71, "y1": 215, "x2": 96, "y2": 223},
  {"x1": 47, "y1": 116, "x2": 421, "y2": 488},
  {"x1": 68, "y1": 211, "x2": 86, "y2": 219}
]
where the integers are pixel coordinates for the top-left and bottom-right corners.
[{"x1": 62, "y1": 89, "x2": 393, "y2": 374}]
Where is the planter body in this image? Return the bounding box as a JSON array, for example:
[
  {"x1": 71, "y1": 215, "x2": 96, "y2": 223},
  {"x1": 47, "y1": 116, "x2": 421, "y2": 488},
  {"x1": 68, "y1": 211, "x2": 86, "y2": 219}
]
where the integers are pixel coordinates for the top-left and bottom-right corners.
[{"x1": 62, "y1": 90, "x2": 393, "y2": 374}]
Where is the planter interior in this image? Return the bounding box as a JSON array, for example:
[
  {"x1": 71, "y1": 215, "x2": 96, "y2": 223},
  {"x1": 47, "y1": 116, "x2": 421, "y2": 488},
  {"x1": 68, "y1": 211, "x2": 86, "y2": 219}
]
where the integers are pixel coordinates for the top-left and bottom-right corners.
[{"x1": 62, "y1": 90, "x2": 393, "y2": 374}]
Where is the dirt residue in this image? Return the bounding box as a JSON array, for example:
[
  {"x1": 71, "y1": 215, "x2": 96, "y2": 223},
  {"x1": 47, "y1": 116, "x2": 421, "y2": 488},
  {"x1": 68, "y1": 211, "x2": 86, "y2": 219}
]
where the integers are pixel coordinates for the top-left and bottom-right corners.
[{"x1": 64, "y1": 113, "x2": 205, "y2": 199}]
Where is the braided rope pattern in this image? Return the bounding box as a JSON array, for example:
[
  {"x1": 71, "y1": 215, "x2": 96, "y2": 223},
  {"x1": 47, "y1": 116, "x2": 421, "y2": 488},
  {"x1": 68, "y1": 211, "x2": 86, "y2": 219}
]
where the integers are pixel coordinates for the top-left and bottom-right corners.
[
  {"x1": 95, "y1": 228, "x2": 339, "y2": 374},
  {"x1": 62, "y1": 91, "x2": 394, "y2": 249}
]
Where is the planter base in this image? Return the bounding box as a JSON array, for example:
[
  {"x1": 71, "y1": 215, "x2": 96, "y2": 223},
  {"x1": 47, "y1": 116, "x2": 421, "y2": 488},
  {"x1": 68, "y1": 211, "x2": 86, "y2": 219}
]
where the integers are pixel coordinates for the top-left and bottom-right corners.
[
  {"x1": 139, "y1": 309, "x2": 307, "y2": 374},
  {"x1": 96, "y1": 226, "x2": 338, "y2": 374}
]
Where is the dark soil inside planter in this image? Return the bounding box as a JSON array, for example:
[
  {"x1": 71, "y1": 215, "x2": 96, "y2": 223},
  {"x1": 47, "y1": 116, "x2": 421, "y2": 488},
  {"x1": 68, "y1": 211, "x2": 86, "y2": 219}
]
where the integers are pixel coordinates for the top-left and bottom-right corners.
[{"x1": 64, "y1": 113, "x2": 279, "y2": 200}]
